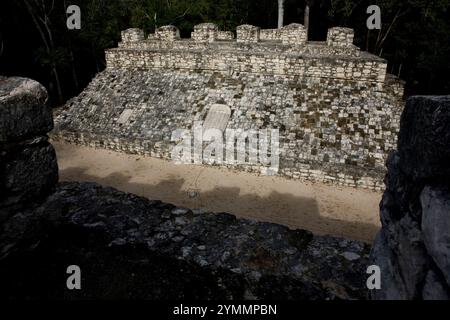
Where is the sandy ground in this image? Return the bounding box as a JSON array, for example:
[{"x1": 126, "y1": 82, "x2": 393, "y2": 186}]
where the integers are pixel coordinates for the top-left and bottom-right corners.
[{"x1": 53, "y1": 141, "x2": 382, "y2": 242}]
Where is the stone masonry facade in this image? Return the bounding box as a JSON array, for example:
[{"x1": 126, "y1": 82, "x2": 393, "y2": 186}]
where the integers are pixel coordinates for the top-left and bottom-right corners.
[
  {"x1": 52, "y1": 23, "x2": 405, "y2": 191},
  {"x1": 0, "y1": 76, "x2": 372, "y2": 300}
]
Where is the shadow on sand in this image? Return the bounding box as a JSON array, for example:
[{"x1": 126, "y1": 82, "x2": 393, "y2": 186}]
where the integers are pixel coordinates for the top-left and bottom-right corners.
[{"x1": 59, "y1": 162, "x2": 380, "y2": 243}]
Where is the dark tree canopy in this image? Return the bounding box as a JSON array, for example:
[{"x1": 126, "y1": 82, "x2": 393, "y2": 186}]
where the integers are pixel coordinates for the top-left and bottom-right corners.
[{"x1": 0, "y1": 0, "x2": 449, "y2": 106}]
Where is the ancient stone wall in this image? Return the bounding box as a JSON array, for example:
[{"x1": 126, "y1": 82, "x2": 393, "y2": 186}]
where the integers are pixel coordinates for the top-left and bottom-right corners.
[
  {"x1": 327, "y1": 27, "x2": 354, "y2": 47},
  {"x1": 236, "y1": 24, "x2": 261, "y2": 43},
  {"x1": 191, "y1": 23, "x2": 218, "y2": 42},
  {"x1": 111, "y1": 25, "x2": 384, "y2": 83},
  {"x1": 370, "y1": 96, "x2": 450, "y2": 299},
  {"x1": 53, "y1": 23, "x2": 405, "y2": 190},
  {"x1": 280, "y1": 23, "x2": 307, "y2": 45},
  {"x1": 217, "y1": 30, "x2": 235, "y2": 40}
]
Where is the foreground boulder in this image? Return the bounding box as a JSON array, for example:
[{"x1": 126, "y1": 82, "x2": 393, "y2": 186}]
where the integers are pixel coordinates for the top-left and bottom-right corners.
[
  {"x1": 0, "y1": 76, "x2": 52, "y2": 143},
  {"x1": 370, "y1": 96, "x2": 450, "y2": 299}
]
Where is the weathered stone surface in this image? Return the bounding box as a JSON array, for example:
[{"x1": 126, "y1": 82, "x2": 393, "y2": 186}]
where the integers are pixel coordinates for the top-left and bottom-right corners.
[
  {"x1": 155, "y1": 25, "x2": 180, "y2": 42},
  {"x1": 121, "y1": 28, "x2": 144, "y2": 43},
  {"x1": 217, "y1": 30, "x2": 235, "y2": 40},
  {"x1": 0, "y1": 181, "x2": 371, "y2": 300},
  {"x1": 370, "y1": 230, "x2": 409, "y2": 299},
  {"x1": 192, "y1": 23, "x2": 218, "y2": 42},
  {"x1": 260, "y1": 28, "x2": 280, "y2": 41},
  {"x1": 0, "y1": 76, "x2": 52, "y2": 143},
  {"x1": 421, "y1": 185, "x2": 450, "y2": 286},
  {"x1": 52, "y1": 23, "x2": 404, "y2": 190},
  {"x1": 370, "y1": 96, "x2": 450, "y2": 300},
  {"x1": 0, "y1": 137, "x2": 58, "y2": 212},
  {"x1": 398, "y1": 96, "x2": 450, "y2": 181},
  {"x1": 53, "y1": 68, "x2": 403, "y2": 191},
  {"x1": 422, "y1": 269, "x2": 450, "y2": 300},
  {"x1": 327, "y1": 27, "x2": 354, "y2": 48},
  {"x1": 236, "y1": 24, "x2": 260, "y2": 43}
]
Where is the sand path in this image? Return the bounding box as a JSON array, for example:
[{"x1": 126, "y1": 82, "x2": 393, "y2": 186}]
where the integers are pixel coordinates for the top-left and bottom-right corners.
[{"x1": 53, "y1": 141, "x2": 382, "y2": 242}]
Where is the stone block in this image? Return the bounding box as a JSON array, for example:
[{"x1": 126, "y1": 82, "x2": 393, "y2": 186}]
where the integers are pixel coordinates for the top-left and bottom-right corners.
[
  {"x1": 327, "y1": 27, "x2": 354, "y2": 47},
  {"x1": 217, "y1": 31, "x2": 235, "y2": 40},
  {"x1": 280, "y1": 23, "x2": 307, "y2": 45},
  {"x1": 236, "y1": 24, "x2": 260, "y2": 43},
  {"x1": 260, "y1": 29, "x2": 280, "y2": 41},
  {"x1": 0, "y1": 181, "x2": 371, "y2": 299},
  {"x1": 121, "y1": 28, "x2": 144, "y2": 43},
  {"x1": 0, "y1": 76, "x2": 52, "y2": 143}
]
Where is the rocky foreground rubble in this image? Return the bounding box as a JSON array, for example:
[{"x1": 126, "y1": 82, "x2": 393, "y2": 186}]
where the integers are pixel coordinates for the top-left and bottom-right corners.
[
  {"x1": 0, "y1": 181, "x2": 370, "y2": 299},
  {"x1": 0, "y1": 76, "x2": 370, "y2": 300}
]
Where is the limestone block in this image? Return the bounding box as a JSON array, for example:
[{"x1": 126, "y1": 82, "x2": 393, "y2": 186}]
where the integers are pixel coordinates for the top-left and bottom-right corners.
[
  {"x1": 155, "y1": 25, "x2": 180, "y2": 42},
  {"x1": 0, "y1": 76, "x2": 52, "y2": 143},
  {"x1": 280, "y1": 23, "x2": 307, "y2": 45},
  {"x1": 422, "y1": 269, "x2": 450, "y2": 300},
  {"x1": 421, "y1": 185, "x2": 450, "y2": 286},
  {"x1": 192, "y1": 23, "x2": 218, "y2": 42},
  {"x1": 0, "y1": 180, "x2": 373, "y2": 299},
  {"x1": 370, "y1": 96, "x2": 450, "y2": 300},
  {"x1": 53, "y1": 43, "x2": 405, "y2": 191},
  {"x1": 203, "y1": 104, "x2": 231, "y2": 133},
  {"x1": 237, "y1": 24, "x2": 260, "y2": 43},
  {"x1": 327, "y1": 27, "x2": 354, "y2": 47}
]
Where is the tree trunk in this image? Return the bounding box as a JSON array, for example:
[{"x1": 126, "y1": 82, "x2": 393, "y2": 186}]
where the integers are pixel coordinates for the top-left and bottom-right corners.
[
  {"x1": 304, "y1": 2, "x2": 310, "y2": 40},
  {"x1": 64, "y1": 0, "x2": 78, "y2": 91},
  {"x1": 23, "y1": 0, "x2": 63, "y2": 103},
  {"x1": 277, "y1": 0, "x2": 284, "y2": 29}
]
